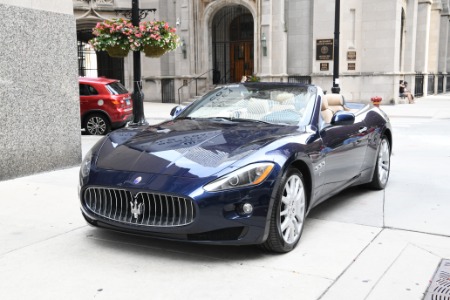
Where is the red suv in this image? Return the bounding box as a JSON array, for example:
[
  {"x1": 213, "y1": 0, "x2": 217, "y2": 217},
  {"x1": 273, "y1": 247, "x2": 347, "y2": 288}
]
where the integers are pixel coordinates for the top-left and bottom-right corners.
[{"x1": 79, "y1": 77, "x2": 133, "y2": 135}]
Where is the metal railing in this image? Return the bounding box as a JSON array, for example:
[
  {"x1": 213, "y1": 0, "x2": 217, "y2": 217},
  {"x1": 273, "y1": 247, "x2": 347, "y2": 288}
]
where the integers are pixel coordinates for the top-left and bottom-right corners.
[
  {"x1": 415, "y1": 74, "x2": 424, "y2": 97},
  {"x1": 161, "y1": 79, "x2": 175, "y2": 103},
  {"x1": 447, "y1": 75, "x2": 450, "y2": 92},
  {"x1": 437, "y1": 74, "x2": 444, "y2": 94},
  {"x1": 428, "y1": 74, "x2": 435, "y2": 95},
  {"x1": 288, "y1": 76, "x2": 312, "y2": 84},
  {"x1": 177, "y1": 69, "x2": 217, "y2": 104}
]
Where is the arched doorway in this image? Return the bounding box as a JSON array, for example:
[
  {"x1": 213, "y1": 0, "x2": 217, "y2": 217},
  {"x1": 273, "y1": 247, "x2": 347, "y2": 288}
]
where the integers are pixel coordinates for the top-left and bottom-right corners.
[
  {"x1": 212, "y1": 5, "x2": 254, "y2": 84},
  {"x1": 76, "y1": 27, "x2": 125, "y2": 84}
]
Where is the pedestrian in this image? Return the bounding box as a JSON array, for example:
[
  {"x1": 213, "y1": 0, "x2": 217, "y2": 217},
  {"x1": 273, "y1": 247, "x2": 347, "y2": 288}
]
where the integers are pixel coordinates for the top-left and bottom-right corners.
[{"x1": 399, "y1": 80, "x2": 415, "y2": 104}]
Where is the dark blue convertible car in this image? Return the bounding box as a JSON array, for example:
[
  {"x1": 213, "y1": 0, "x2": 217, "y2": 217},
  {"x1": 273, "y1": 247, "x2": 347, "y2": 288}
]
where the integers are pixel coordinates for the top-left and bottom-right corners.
[{"x1": 79, "y1": 83, "x2": 392, "y2": 253}]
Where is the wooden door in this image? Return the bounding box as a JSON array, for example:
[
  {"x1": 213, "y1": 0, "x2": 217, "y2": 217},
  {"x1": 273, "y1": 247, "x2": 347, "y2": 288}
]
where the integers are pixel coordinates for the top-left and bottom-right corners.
[{"x1": 230, "y1": 42, "x2": 253, "y2": 82}]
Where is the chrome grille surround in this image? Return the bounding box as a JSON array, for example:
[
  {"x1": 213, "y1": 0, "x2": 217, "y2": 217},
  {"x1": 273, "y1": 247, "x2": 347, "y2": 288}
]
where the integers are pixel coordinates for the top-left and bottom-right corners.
[{"x1": 83, "y1": 187, "x2": 195, "y2": 227}]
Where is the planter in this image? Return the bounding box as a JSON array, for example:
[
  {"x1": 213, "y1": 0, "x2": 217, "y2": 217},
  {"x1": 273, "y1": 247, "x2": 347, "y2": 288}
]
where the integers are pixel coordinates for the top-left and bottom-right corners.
[
  {"x1": 143, "y1": 45, "x2": 167, "y2": 58},
  {"x1": 371, "y1": 96, "x2": 382, "y2": 107},
  {"x1": 106, "y1": 46, "x2": 129, "y2": 58}
]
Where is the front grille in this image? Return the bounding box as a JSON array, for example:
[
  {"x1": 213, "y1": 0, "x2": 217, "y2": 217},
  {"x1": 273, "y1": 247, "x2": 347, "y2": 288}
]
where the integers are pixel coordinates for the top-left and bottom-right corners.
[{"x1": 83, "y1": 187, "x2": 195, "y2": 227}]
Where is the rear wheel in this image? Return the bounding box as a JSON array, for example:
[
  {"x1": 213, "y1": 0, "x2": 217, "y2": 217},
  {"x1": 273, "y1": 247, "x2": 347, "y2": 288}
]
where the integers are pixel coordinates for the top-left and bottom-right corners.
[
  {"x1": 369, "y1": 136, "x2": 391, "y2": 190},
  {"x1": 83, "y1": 113, "x2": 111, "y2": 135},
  {"x1": 261, "y1": 168, "x2": 306, "y2": 253}
]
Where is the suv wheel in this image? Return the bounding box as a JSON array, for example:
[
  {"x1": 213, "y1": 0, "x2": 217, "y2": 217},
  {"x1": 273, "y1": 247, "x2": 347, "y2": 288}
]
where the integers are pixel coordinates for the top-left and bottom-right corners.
[{"x1": 84, "y1": 113, "x2": 111, "y2": 135}]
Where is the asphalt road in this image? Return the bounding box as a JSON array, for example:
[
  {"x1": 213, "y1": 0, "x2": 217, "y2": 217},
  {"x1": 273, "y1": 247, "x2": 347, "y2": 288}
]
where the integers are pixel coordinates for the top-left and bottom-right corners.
[{"x1": 1, "y1": 95, "x2": 449, "y2": 300}]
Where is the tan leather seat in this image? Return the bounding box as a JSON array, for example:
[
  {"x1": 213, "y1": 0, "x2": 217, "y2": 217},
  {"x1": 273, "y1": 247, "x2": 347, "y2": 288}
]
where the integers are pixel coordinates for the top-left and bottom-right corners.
[
  {"x1": 321, "y1": 96, "x2": 334, "y2": 124},
  {"x1": 325, "y1": 93, "x2": 345, "y2": 113}
]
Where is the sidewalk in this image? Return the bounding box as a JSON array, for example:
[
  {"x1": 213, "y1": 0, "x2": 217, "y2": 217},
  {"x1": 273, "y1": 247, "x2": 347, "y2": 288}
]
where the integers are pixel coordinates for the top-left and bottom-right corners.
[
  {"x1": 143, "y1": 101, "x2": 177, "y2": 125},
  {"x1": 380, "y1": 93, "x2": 450, "y2": 119},
  {"x1": 1, "y1": 94, "x2": 450, "y2": 299}
]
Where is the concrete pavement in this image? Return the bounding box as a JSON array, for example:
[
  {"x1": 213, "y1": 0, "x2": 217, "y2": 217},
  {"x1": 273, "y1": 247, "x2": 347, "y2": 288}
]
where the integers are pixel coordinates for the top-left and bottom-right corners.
[{"x1": 1, "y1": 95, "x2": 450, "y2": 300}]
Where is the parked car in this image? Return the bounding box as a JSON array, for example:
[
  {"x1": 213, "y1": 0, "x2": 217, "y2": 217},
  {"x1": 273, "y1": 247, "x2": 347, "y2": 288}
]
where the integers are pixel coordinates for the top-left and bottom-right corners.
[
  {"x1": 79, "y1": 83, "x2": 392, "y2": 253},
  {"x1": 79, "y1": 77, "x2": 133, "y2": 135}
]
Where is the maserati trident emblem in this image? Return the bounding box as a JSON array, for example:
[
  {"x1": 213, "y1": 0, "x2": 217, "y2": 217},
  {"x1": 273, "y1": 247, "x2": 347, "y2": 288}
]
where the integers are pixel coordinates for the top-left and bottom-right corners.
[
  {"x1": 130, "y1": 199, "x2": 143, "y2": 219},
  {"x1": 133, "y1": 176, "x2": 142, "y2": 184}
]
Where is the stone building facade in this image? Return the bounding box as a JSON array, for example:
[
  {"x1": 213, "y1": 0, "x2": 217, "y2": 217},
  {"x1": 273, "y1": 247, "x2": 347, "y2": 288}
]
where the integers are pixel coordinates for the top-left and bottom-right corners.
[{"x1": 74, "y1": 0, "x2": 450, "y2": 104}]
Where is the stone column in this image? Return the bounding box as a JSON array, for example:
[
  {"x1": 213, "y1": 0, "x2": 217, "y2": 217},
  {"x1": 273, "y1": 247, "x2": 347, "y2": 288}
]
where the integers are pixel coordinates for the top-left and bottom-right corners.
[
  {"x1": 260, "y1": 0, "x2": 272, "y2": 76},
  {"x1": 416, "y1": 0, "x2": 432, "y2": 95},
  {"x1": 0, "y1": 0, "x2": 81, "y2": 180},
  {"x1": 286, "y1": 0, "x2": 312, "y2": 75},
  {"x1": 428, "y1": 1, "x2": 442, "y2": 74},
  {"x1": 270, "y1": 0, "x2": 287, "y2": 79},
  {"x1": 438, "y1": 3, "x2": 449, "y2": 74},
  {"x1": 403, "y1": 0, "x2": 419, "y2": 73}
]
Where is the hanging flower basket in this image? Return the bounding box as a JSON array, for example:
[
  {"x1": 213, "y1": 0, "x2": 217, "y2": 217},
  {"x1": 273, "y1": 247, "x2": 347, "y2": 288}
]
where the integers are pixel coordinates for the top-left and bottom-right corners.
[
  {"x1": 106, "y1": 46, "x2": 129, "y2": 58},
  {"x1": 143, "y1": 45, "x2": 168, "y2": 58},
  {"x1": 139, "y1": 21, "x2": 180, "y2": 57},
  {"x1": 371, "y1": 96, "x2": 382, "y2": 107},
  {"x1": 89, "y1": 19, "x2": 180, "y2": 58},
  {"x1": 88, "y1": 18, "x2": 136, "y2": 58}
]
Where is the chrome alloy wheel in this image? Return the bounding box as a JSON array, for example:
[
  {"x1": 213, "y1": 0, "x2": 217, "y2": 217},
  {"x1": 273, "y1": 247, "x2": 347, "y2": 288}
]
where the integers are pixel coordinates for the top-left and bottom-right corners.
[
  {"x1": 87, "y1": 116, "x2": 107, "y2": 135},
  {"x1": 279, "y1": 174, "x2": 306, "y2": 244},
  {"x1": 377, "y1": 138, "x2": 390, "y2": 185}
]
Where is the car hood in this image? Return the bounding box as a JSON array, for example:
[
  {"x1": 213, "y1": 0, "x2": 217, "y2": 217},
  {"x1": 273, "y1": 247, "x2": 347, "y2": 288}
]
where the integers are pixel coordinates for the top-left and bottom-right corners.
[{"x1": 96, "y1": 119, "x2": 301, "y2": 178}]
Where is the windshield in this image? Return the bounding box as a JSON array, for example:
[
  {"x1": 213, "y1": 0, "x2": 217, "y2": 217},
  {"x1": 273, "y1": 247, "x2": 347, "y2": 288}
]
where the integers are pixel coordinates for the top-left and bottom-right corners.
[
  {"x1": 106, "y1": 81, "x2": 129, "y2": 95},
  {"x1": 178, "y1": 83, "x2": 317, "y2": 125}
]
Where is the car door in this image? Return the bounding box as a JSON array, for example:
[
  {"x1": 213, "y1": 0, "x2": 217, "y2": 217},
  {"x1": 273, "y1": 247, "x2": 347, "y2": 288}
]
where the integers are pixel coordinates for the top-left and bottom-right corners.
[
  {"x1": 79, "y1": 83, "x2": 100, "y2": 116},
  {"x1": 319, "y1": 114, "x2": 369, "y2": 194}
]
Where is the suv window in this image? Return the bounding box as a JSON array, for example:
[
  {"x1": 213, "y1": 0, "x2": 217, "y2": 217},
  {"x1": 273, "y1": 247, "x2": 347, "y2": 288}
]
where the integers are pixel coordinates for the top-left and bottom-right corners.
[
  {"x1": 80, "y1": 84, "x2": 99, "y2": 96},
  {"x1": 106, "y1": 81, "x2": 128, "y2": 95}
]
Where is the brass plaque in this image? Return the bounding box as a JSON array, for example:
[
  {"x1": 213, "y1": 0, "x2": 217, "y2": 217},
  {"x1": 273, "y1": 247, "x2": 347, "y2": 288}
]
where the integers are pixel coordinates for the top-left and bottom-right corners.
[
  {"x1": 316, "y1": 39, "x2": 333, "y2": 61},
  {"x1": 320, "y1": 63, "x2": 329, "y2": 71},
  {"x1": 347, "y1": 51, "x2": 356, "y2": 60}
]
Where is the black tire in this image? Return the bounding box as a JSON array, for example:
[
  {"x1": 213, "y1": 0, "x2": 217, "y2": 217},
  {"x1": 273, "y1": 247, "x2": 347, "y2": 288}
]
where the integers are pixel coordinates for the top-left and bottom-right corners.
[
  {"x1": 368, "y1": 136, "x2": 391, "y2": 190},
  {"x1": 83, "y1": 113, "x2": 111, "y2": 135},
  {"x1": 261, "y1": 168, "x2": 307, "y2": 253}
]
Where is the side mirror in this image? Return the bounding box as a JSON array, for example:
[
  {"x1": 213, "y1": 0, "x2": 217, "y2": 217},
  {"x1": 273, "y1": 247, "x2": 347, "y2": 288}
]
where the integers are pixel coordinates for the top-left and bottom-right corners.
[
  {"x1": 331, "y1": 111, "x2": 355, "y2": 126},
  {"x1": 170, "y1": 106, "x2": 184, "y2": 118}
]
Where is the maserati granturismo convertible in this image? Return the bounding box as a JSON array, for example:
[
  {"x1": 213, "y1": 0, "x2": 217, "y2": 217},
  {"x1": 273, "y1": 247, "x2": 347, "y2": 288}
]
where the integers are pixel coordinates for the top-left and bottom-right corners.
[{"x1": 79, "y1": 83, "x2": 392, "y2": 253}]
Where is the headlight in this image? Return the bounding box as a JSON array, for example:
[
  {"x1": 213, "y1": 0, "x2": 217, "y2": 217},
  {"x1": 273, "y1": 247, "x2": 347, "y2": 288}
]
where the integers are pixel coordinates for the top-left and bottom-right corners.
[
  {"x1": 204, "y1": 163, "x2": 274, "y2": 192},
  {"x1": 80, "y1": 150, "x2": 92, "y2": 179}
]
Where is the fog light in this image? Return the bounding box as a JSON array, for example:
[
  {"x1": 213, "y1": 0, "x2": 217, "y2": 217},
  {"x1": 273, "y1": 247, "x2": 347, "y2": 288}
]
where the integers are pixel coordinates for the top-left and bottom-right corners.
[{"x1": 241, "y1": 203, "x2": 253, "y2": 215}]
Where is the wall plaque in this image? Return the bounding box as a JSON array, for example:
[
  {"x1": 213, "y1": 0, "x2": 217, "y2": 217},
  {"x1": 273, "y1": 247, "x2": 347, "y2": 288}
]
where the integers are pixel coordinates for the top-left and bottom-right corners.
[
  {"x1": 348, "y1": 63, "x2": 356, "y2": 71},
  {"x1": 316, "y1": 39, "x2": 333, "y2": 61},
  {"x1": 347, "y1": 51, "x2": 356, "y2": 60},
  {"x1": 320, "y1": 63, "x2": 329, "y2": 71}
]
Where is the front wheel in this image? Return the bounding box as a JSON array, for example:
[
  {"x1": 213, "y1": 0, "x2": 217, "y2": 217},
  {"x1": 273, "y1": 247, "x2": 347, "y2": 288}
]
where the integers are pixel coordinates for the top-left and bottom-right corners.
[
  {"x1": 261, "y1": 168, "x2": 307, "y2": 253},
  {"x1": 368, "y1": 136, "x2": 391, "y2": 190}
]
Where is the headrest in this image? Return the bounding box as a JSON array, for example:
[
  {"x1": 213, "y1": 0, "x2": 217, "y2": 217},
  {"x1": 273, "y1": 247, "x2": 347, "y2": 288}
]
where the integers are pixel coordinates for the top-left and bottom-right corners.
[
  {"x1": 276, "y1": 92, "x2": 294, "y2": 103},
  {"x1": 325, "y1": 93, "x2": 344, "y2": 106}
]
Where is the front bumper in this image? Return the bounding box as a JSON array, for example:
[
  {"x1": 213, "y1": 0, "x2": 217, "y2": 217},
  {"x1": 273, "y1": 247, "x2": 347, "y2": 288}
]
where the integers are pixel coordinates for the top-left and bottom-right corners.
[{"x1": 79, "y1": 170, "x2": 277, "y2": 245}]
